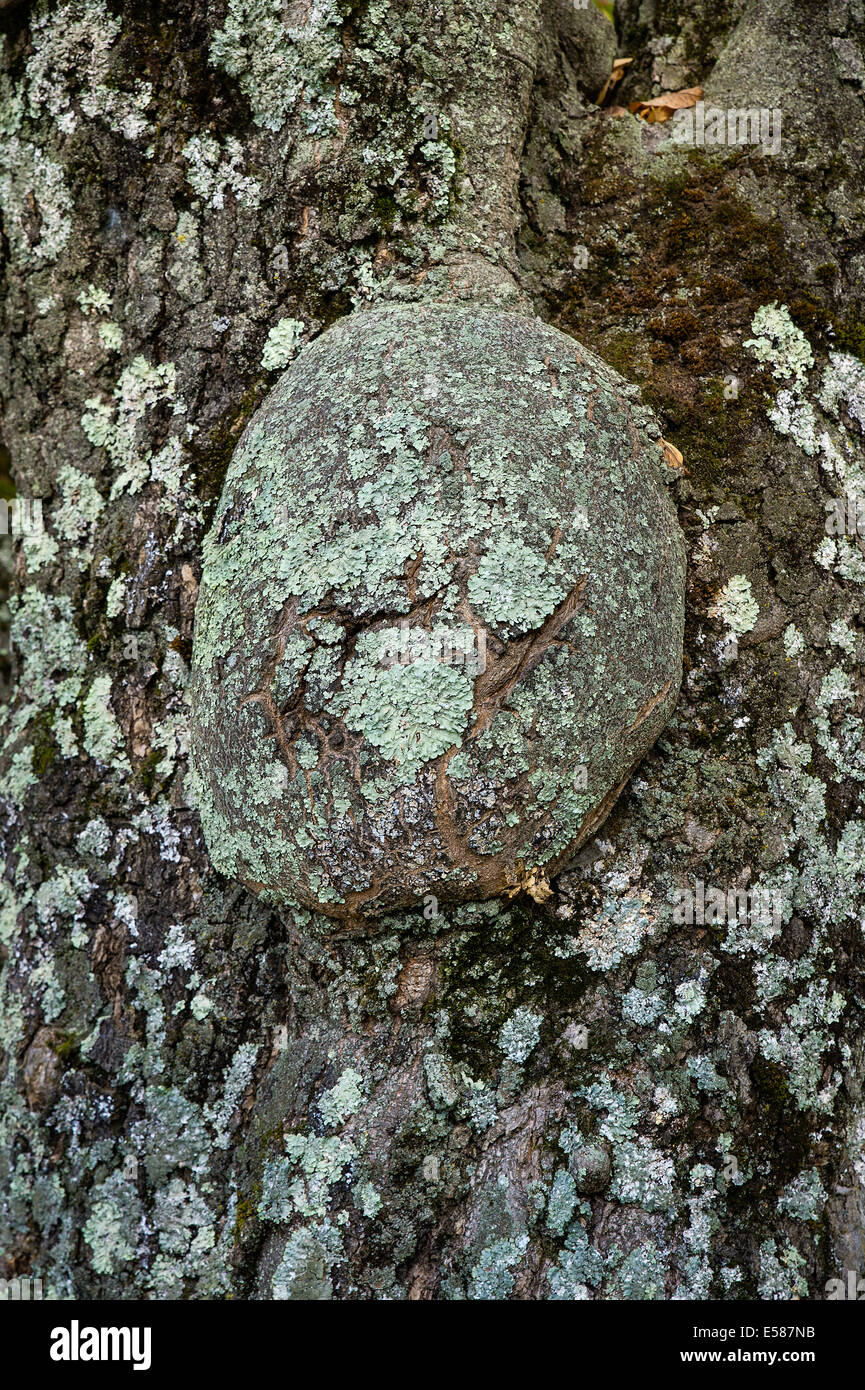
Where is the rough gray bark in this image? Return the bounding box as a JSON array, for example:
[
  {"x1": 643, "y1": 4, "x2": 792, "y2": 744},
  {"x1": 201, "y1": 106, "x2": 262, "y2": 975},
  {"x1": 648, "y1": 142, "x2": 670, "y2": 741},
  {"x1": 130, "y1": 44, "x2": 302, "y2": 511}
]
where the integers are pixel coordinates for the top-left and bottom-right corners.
[{"x1": 1, "y1": 0, "x2": 865, "y2": 1300}]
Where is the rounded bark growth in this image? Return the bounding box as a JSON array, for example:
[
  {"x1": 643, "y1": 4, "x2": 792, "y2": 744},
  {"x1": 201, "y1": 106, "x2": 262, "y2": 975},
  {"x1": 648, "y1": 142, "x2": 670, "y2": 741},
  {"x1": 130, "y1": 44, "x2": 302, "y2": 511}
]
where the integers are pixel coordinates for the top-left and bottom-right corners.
[{"x1": 189, "y1": 302, "x2": 686, "y2": 920}]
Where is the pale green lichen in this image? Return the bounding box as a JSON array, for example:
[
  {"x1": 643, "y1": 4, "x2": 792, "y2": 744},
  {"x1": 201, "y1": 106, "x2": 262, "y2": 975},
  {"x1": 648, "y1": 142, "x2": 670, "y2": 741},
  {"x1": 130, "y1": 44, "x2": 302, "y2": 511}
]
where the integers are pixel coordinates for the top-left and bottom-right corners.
[
  {"x1": 580, "y1": 1079, "x2": 675, "y2": 1212},
  {"x1": 757, "y1": 1239, "x2": 808, "y2": 1300},
  {"x1": 272, "y1": 1222, "x2": 343, "y2": 1300},
  {"x1": 547, "y1": 1224, "x2": 604, "y2": 1299},
  {"x1": 20, "y1": 525, "x2": 58, "y2": 573},
  {"x1": 712, "y1": 573, "x2": 759, "y2": 637},
  {"x1": 747, "y1": 313, "x2": 865, "y2": 609},
  {"x1": 355, "y1": 1181, "x2": 382, "y2": 1219},
  {"x1": 778, "y1": 1168, "x2": 824, "y2": 1222},
  {"x1": 206, "y1": 1043, "x2": 260, "y2": 1149},
  {"x1": 25, "y1": 1, "x2": 152, "y2": 141},
  {"x1": 467, "y1": 537, "x2": 565, "y2": 633},
  {"x1": 816, "y1": 665, "x2": 855, "y2": 711},
  {"x1": 757, "y1": 978, "x2": 844, "y2": 1113},
  {"x1": 819, "y1": 351, "x2": 865, "y2": 430},
  {"x1": 133, "y1": 1087, "x2": 209, "y2": 1184},
  {"x1": 317, "y1": 1067, "x2": 366, "y2": 1129},
  {"x1": 209, "y1": 0, "x2": 343, "y2": 134},
  {"x1": 78, "y1": 283, "x2": 112, "y2": 316},
  {"x1": 0, "y1": 879, "x2": 22, "y2": 948},
  {"x1": 622, "y1": 985, "x2": 665, "y2": 1025},
  {"x1": 685, "y1": 1055, "x2": 726, "y2": 1092},
  {"x1": 81, "y1": 357, "x2": 183, "y2": 501},
  {"x1": 190, "y1": 991, "x2": 213, "y2": 1021},
  {"x1": 611, "y1": 1243, "x2": 667, "y2": 1300},
  {"x1": 827, "y1": 619, "x2": 857, "y2": 656},
  {"x1": 53, "y1": 464, "x2": 105, "y2": 567},
  {"x1": 0, "y1": 1, "x2": 153, "y2": 272},
  {"x1": 744, "y1": 303, "x2": 814, "y2": 387},
  {"x1": 34, "y1": 865, "x2": 93, "y2": 934},
  {"x1": 0, "y1": 747, "x2": 37, "y2": 805},
  {"x1": 149, "y1": 1179, "x2": 220, "y2": 1297},
  {"x1": 82, "y1": 674, "x2": 128, "y2": 768},
  {"x1": 183, "y1": 135, "x2": 261, "y2": 210},
  {"x1": 83, "y1": 1170, "x2": 141, "y2": 1275},
  {"x1": 3, "y1": 591, "x2": 88, "y2": 752},
  {"x1": 105, "y1": 576, "x2": 126, "y2": 619},
  {"x1": 610, "y1": 1139, "x2": 676, "y2": 1212},
  {"x1": 336, "y1": 639, "x2": 474, "y2": 781},
  {"x1": 768, "y1": 390, "x2": 819, "y2": 453},
  {"x1": 0, "y1": 139, "x2": 72, "y2": 265},
  {"x1": 498, "y1": 1006, "x2": 542, "y2": 1064},
  {"x1": 423, "y1": 1050, "x2": 462, "y2": 1110},
  {"x1": 97, "y1": 321, "x2": 123, "y2": 353},
  {"x1": 260, "y1": 1133, "x2": 357, "y2": 1222},
  {"x1": 547, "y1": 1168, "x2": 577, "y2": 1236},
  {"x1": 782, "y1": 623, "x2": 804, "y2": 657},
  {"x1": 76, "y1": 817, "x2": 111, "y2": 857},
  {"x1": 674, "y1": 978, "x2": 707, "y2": 1022},
  {"x1": 467, "y1": 1236, "x2": 528, "y2": 1299},
  {"x1": 576, "y1": 892, "x2": 656, "y2": 970},
  {"x1": 261, "y1": 316, "x2": 304, "y2": 370},
  {"x1": 156, "y1": 925, "x2": 196, "y2": 974},
  {"x1": 168, "y1": 212, "x2": 206, "y2": 301}
]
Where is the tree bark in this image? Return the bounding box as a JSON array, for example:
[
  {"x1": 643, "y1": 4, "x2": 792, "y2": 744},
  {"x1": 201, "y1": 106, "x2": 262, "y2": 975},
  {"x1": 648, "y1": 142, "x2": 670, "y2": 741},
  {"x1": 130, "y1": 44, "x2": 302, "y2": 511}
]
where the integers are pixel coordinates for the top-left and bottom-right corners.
[{"x1": 2, "y1": 0, "x2": 865, "y2": 1300}]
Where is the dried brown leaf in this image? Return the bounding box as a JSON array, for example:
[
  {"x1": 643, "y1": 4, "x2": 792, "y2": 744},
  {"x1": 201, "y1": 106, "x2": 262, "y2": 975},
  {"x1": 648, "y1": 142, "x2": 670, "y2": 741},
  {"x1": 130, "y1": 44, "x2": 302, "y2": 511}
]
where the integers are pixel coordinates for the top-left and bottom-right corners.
[
  {"x1": 504, "y1": 867, "x2": 554, "y2": 904},
  {"x1": 659, "y1": 438, "x2": 686, "y2": 471},
  {"x1": 629, "y1": 86, "x2": 704, "y2": 124}
]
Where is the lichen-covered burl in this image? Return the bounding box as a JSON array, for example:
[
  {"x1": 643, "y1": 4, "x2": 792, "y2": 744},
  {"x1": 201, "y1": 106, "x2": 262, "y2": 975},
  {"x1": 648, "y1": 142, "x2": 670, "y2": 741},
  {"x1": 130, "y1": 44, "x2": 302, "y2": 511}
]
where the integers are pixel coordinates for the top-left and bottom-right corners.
[{"x1": 189, "y1": 300, "x2": 686, "y2": 918}]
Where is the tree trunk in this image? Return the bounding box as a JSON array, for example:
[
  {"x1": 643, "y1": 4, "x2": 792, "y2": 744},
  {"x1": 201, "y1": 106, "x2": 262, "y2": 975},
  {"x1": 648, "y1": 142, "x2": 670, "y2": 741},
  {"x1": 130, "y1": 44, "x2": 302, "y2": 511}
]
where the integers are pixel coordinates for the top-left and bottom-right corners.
[{"x1": 2, "y1": 0, "x2": 865, "y2": 1300}]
